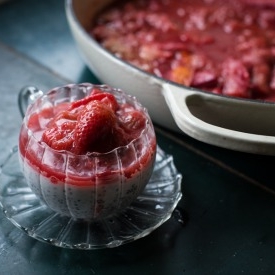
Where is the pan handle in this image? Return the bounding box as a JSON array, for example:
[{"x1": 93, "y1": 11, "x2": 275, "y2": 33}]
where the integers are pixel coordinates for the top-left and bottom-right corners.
[{"x1": 162, "y1": 83, "x2": 275, "y2": 155}]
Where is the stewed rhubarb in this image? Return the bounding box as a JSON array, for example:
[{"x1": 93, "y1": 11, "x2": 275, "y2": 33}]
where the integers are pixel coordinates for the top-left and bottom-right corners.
[{"x1": 91, "y1": 0, "x2": 275, "y2": 101}]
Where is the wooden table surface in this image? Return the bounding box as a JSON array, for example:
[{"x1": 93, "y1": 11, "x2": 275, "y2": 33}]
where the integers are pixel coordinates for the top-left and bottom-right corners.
[{"x1": 0, "y1": 1, "x2": 275, "y2": 274}]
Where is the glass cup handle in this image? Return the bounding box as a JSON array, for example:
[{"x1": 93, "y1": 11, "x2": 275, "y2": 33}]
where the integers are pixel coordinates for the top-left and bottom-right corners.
[{"x1": 18, "y1": 86, "x2": 44, "y2": 118}]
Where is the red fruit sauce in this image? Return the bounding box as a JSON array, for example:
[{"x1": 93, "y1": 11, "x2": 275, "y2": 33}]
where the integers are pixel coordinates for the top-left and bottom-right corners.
[
  {"x1": 91, "y1": 0, "x2": 275, "y2": 101},
  {"x1": 19, "y1": 87, "x2": 156, "y2": 185}
]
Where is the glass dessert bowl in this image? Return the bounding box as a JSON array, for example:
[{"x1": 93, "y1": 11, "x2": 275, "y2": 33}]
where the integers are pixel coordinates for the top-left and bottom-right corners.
[{"x1": 18, "y1": 83, "x2": 157, "y2": 221}]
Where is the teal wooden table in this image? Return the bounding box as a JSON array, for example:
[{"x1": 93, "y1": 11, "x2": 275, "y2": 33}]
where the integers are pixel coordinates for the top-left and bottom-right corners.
[{"x1": 1, "y1": 1, "x2": 275, "y2": 274}]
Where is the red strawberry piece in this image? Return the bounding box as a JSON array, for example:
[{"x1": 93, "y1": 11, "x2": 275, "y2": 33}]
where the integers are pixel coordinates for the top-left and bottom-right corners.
[
  {"x1": 69, "y1": 95, "x2": 95, "y2": 111},
  {"x1": 97, "y1": 93, "x2": 119, "y2": 112},
  {"x1": 46, "y1": 110, "x2": 78, "y2": 128},
  {"x1": 42, "y1": 120, "x2": 76, "y2": 151},
  {"x1": 119, "y1": 106, "x2": 146, "y2": 137},
  {"x1": 69, "y1": 90, "x2": 119, "y2": 112},
  {"x1": 73, "y1": 101, "x2": 116, "y2": 154},
  {"x1": 91, "y1": 124, "x2": 129, "y2": 153},
  {"x1": 42, "y1": 110, "x2": 77, "y2": 151}
]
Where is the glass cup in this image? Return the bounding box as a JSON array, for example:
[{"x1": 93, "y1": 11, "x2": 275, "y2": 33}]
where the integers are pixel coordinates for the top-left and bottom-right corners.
[{"x1": 18, "y1": 83, "x2": 156, "y2": 220}]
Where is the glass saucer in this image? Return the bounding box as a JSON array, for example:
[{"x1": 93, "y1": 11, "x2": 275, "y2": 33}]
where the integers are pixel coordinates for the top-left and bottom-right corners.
[{"x1": 0, "y1": 146, "x2": 182, "y2": 250}]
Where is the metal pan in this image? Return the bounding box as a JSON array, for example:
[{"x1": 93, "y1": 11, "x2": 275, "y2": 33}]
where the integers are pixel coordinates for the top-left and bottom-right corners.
[{"x1": 65, "y1": 0, "x2": 275, "y2": 155}]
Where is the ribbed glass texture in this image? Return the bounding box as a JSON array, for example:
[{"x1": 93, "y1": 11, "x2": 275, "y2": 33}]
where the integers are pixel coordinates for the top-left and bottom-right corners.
[
  {"x1": 0, "y1": 145, "x2": 182, "y2": 249},
  {"x1": 18, "y1": 83, "x2": 157, "y2": 220}
]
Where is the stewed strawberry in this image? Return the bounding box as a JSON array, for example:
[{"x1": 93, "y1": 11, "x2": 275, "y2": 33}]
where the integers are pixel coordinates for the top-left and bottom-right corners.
[
  {"x1": 40, "y1": 88, "x2": 147, "y2": 154},
  {"x1": 73, "y1": 101, "x2": 116, "y2": 154},
  {"x1": 42, "y1": 110, "x2": 77, "y2": 151},
  {"x1": 69, "y1": 90, "x2": 119, "y2": 112},
  {"x1": 118, "y1": 107, "x2": 146, "y2": 137}
]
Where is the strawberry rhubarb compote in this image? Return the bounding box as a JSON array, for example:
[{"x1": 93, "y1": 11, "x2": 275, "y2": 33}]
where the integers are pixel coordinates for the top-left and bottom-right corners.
[{"x1": 19, "y1": 83, "x2": 156, "y2": 220}]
